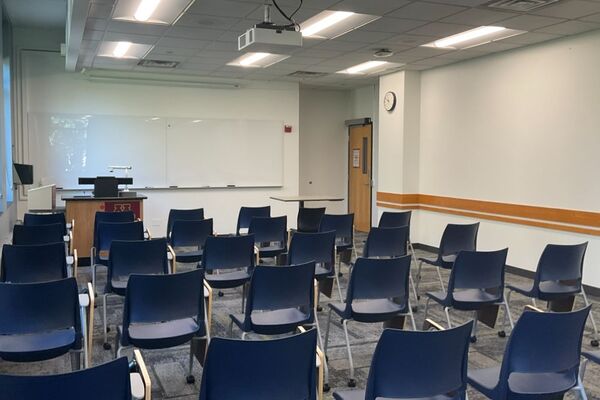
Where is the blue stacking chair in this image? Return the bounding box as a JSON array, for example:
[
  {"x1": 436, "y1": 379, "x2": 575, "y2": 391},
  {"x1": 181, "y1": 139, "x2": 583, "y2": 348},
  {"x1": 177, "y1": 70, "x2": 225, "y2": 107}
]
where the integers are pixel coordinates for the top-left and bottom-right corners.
[
  {"x1": 102, "y1": 238, "x2": 171, "y2": 350},
  {"x1": 320, "y1": 213, "x2": 355, "y2": 274},
  {"x1": 288, "y1": 230, "x2": 341, "y2": 302},
  {"x1": 199, "y1": 329, "x2": 320, "y2": 400},
  {"x1": 416, "y1": 222, "x2": 480, "y2": 296},
  {"x1": 249, "y1": 216, "x2": 288, "y2": 262},
  {"x1": 468, "y1": 306, "x2": 590, "y2": 399},
  {"x1": 0, "y1": 355, "x2": 151, "y2": 400},
  {"x1": 201, "y1": 234, "x2": 256, "y2": 311},
  {"x1": 166, "y1": 208, "x2": 204, "y2": 239},
  {"x1": 229, "y1": 262, "x2": 319, "y2": 338},
  {"x1": 92, "y1": 220, "x2": 145, "y2": 293},
  {"x1": 0, "y1": 277, "x2": 85, "y2": 370},
  {"x1": 1, "y1": 242, "x2": 69, "y2": 283},
  {"x1": 93, "y1": 211, "x2": 136, "y2": 246},
  {"x1": 325, "y1": 256, "x2": 416, "y2": 387},
  {"x1": 297, "y1": 207, "x2": 326, "y2": 233},
  {"x1": 236, "y1": 206, "x2": 270, "y2": 235},
  {"x1": 504, "y1": 242, "x2": 599, "y2": 346},
  {"x1": 424, "y1": 249, "x2": 512, "y2": 342},
  {"x1": 116, "y1": 268, "x2": 209, "y2": 384},
  {"x1": 378, "y1": 211, "x2": 419, "y2": 272},
  {"x1": 24, "y1": 212, "x2": 69, "y2": 235},
  {"x1": 580, "y1": 350, "x2": 600, "y2": 400},
  {"x1": 333, "y1": 322, "x2": 473, "y2": 400},
  {"x1": 12, "y1": 223, "x2": 65, "y2": 246},
  {"x1": 169, "y1": 218, "x2": 214, "y2": 265}
]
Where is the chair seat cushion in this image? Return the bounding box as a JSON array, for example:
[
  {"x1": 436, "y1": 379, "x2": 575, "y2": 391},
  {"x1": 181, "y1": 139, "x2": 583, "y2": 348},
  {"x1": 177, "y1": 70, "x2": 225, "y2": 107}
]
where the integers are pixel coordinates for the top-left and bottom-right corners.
[
  {"x1": 109, "y1": 277, "x2": 129, "y2": 296},
  {"x1": 427, "y1": 289, "x2": 500, "y2": 310},
  {"x1": 174, "y1": 249, "x2": 203, "y2": 263},
  {"x1": 256, "y1": 244, "x2": 286, "y2": 258},
  {"x1": 468, "y1": 367, "x2": 576, "y2": 397},
  {"x1": 0, "y1": 328, "x2": 78, "y2": 362},
  {"x1": 507, "y1": 281, "x2": 535, "y2": 297},
  {"x1": 329, "y1": 299, "x2": 408, "y2": 323},
  {"x1": 230, "y1": 308, "x2": 311, "y2": 335},
  {"x1": 315, "y1": 265, "x2": 333, "y2": 279},
  {"x1": 467, "y1": 367, "x2": 500, "y2": 397},
  {"x1": 205, "y1": 270, "x2": 251, "y2": 289},
  {"x1": 508, "y1": 280, "x2": 580, "y2": 301},
  {"x1": 419, "y1": 255, "x2": 456, "y2": 269},
  {"x1": 334, "y1": 390, "x2": 458, "y2": 400},
  {"x1": 125, "y1": 317, "x2": 202, "y2": 349}
]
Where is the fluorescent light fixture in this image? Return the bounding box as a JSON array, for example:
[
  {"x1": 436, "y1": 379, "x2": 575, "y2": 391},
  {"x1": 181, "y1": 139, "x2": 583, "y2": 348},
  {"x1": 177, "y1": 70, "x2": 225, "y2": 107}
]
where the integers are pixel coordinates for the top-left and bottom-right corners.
[
  {"x1": 134, "y1": 0, "x2": 160, "y2": 21},
  {"x1": 227, "y1": 52, "x2": 290, "y2": 68},
  {"x1": 113, "y1": 0, "x2": 195, "y2": 25},
  {"x1": 338, "y1": 61, "x2": 403, "y2": 75},
  {"x1": 300, "y1": 10, "x2": 380, "y2": 39},
  {"x1": 97, "y1": 41, "x2": 154, "y2": 59},
  {"x1": 423, "y1": 26, "x2": 526, "y2": 50}
]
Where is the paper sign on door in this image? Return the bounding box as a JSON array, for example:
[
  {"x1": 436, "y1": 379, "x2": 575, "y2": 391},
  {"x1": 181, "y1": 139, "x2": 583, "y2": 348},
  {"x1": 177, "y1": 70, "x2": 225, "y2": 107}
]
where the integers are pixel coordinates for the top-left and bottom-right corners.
[{"x1": 352, "y1": 149, "x2": 360, "y2": 168}]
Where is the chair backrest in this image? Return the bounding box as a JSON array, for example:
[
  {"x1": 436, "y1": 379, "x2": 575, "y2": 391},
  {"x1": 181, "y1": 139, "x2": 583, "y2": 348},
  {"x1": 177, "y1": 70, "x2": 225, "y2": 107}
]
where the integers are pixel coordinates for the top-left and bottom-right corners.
[
  {"x1": 0, "y1": 277, "x2": 80, "y2": 337},
  {"x1": 12, "y1": 223, "x2": 64, "y2": 246},
  {"x1": 123, "y1": 269, "x2": 205, "y2": 339},
  {"x1": 107, "y1": 238, "x2": 170, "y2": 289},
  {"x1": 202, "y1": 234, "x2": 255, "y2": 272},
  {"x1": 170, "y1": 218, "x2": 213, "y2": 249},
  {"x1": 497, "y1": 306, "x2": 590, "y2": 397},
  {"x1": 297, "y1": 207, "x2": 326, "y2": 233},
  {"x1": 439, "y1": 223, "x2": 480, "y2": 258},
  {"x1": 24, "y1": 212, "x2": 67, "y2": 235},
  {"x1": 347, "y1": 256, "x2": 411, "y2": 305},
  {"x1": 448, "y1": 249, "x2": 508, "y2": 298},
  {"x1": 93, "y1": 211, "x2": 135, "y2": 249},
  {"x1": 246, "y1": 262, "x2": 315, "y2": 315},
  {"x1": 288, "y1": 231, "x2": 336, "y2": 269},
  {"x1": 199, "y1": 329, "x2": 318, "y2": 400},
  {"x1": 319, "y1": 214, "x2": 354, "y2": 246},
  {"x1": 236, "y1": 206, "x2": 271, "y2": 235},
  {"x1": 96, "y1": 221, "x2": 144, "y2": 255},
  {"x1": 1, "y1": 242, "x2": 67, "y2": 283},
  {"x1": 166, "y1": 208, "x2": 204, "y2": 238},
  {"x1": 364, "y1": 226, "x2": 409, "y2": 258},
  {"x1": 0, "y1": 357, "x2": 132, "y2": 400},
  {"x1": 248, "y1": 216, "x2": 287, "y2": 245},
  {"x1": 378, "y1": 211, "x2": 411, "y2": 228},
  {"x1": 535, "y1": 242, "x2": 588, "y2": 286},
  {"x1": 364, "y1": 323, "x2": 472, "y2": 400}
]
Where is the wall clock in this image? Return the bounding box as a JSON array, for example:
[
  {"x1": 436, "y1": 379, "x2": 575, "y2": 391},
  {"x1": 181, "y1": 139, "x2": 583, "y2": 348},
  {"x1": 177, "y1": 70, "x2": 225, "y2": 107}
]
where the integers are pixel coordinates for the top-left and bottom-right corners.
[{"x1": 383, "y1": 91, "x2": 396, "y2": 111}]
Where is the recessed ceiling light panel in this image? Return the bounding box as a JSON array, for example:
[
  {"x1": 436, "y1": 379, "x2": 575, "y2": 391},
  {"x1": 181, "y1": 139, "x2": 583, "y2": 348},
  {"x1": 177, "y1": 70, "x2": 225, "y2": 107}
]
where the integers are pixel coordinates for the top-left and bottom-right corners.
[
  {"x1": 228, "y1": 52, "x2": 290, "y2": 68},
  {"x1": 97, "y1": 41, "x2": 154, "y2": 59},
  {"x1": 338, "y1": 61, "x2": 404, "y2": 75},
  {"x1": 300, "y1": 11, "x2": 380, "y2": 39},
  {"x1": 422, "y1": 26, "x2": 526, "y2": 50},
  {"x1": 112, "y1": 0, "x2": 196, "y2": 25}
]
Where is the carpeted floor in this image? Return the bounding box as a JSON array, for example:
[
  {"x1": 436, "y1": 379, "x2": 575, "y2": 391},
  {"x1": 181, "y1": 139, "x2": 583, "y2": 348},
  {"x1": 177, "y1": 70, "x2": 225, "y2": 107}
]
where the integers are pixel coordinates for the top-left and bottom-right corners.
[{"x1": 1, "y1": 234, "x2": 599, "y2": 399}]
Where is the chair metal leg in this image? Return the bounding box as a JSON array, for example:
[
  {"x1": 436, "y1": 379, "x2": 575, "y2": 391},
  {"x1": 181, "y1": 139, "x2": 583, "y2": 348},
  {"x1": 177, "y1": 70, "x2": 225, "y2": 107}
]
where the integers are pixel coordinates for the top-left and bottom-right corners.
[
  {"x1": 437, "y1": 267, "x2": 445, "y2": 292},
  {"x1": 416, "y1": 261, "x2": 424, "y2": 299},
  {"x1": 324, "y1": 308, "x2": 333, "y2": 357},
  {"x1": 581, "y1": 288, "x2": 599, "y2": 346},
  {"x1": 423, "y1": 297, "x2": 430, "y2": 324},
  {"x1": 187, "y1": 341, "x2": 195, "y2": 383},
  {"x1": 313, "y1": 315, "x2": 329, "y2": 390},
  {"x1": 579, "y1": 359, "x2": 589, "y2": 400},
  {"x1": 504, "y1": 299, "x2": 514, "y2": 329},
  {"x1": 241, "y1": 284, "x2": 246, "y2": 313},
  {"x1": 228, "y1": 319, "x2": 234, "y2": 338},
  {"x1": 471, "y1": 311, "x2": 478, "y2": 342},
  {"x1": 444, "y1": 307, "x2": 452, "y2": 328},
  {"x1": 532, "y1": 298, "x2": 538, "y2": 308},
  {"x1": 408, "y1": 305, "x2": 417, "y2": 331},
  {"x1": 102, "y1": 293, "x2": 109, "y2": 347},
  {"x1": 70, "y1": 351, "x2": 81, "y2": 371},
  {"x1": 334, "y1": 274, "x2": 344, "y2": 302},
  {"x1": 342, "y1": 319, "x2": 355, "y2": 387},
  {"x1": 92, "y1": 264, "x2": 96, "y2": 294},
  {"x1": 408, "y1": 241, "x2": 420, "y2": 307},
  {"x1": 79, "y1": 306, "x2": 88, "y2": 369},
  {"x1": 241, "y1": 332, "x2": 248, "y2": 340}
]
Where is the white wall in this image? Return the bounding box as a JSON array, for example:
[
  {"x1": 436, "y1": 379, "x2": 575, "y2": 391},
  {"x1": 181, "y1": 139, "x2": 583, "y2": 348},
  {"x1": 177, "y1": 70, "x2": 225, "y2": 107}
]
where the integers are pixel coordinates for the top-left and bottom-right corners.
[
  {"x1": 299, "y1": 87, "x2": 349, "y2": 213},
  {"x1": 17, "y1": 48, "x2": 300, "y2": 234}
]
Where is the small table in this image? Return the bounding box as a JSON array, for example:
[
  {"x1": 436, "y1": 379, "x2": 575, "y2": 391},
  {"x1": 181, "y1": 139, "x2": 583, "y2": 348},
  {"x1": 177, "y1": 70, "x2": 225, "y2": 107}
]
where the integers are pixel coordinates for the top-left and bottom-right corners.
[{"x1": 270, "y1": 195, "x2": 344, "y2": 209}]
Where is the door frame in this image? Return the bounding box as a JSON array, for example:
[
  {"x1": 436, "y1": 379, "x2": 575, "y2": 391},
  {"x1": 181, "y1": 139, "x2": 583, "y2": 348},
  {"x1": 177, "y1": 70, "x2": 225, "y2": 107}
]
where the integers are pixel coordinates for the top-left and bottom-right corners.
[{"x1": 347, "y1": 121, "x2": 373, "y2": 229}]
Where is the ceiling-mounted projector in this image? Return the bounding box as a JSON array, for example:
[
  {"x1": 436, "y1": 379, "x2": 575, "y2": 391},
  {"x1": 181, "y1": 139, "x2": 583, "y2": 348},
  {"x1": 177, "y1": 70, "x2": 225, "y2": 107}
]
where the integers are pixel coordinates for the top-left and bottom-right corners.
[{"x1": 237, "y1": 2, "x2": 302, "y2": 52}]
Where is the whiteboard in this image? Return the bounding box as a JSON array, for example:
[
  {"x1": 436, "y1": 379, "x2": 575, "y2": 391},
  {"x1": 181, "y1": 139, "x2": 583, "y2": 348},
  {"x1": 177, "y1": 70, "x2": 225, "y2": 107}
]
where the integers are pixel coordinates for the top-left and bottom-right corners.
[{"x1": 27, "y1": 113, "x2": 284, "y2": 189}]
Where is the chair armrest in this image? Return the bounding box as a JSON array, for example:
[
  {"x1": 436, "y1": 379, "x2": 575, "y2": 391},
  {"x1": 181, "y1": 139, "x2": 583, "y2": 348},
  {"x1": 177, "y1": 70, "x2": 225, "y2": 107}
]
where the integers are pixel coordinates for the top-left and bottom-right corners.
[
  {"x1": 130, "y1": 373, "x2": 145, "y2": 400},
  {"x1": 144, "y1": 227, "x2": 152, "y2": 240},
  {"x1": 314, "y1": 279, "x2": 319, "y2": 310},
  {"x1": 254, "y1": 245, "x2": 260, "y2": 265},
  {"x1": 167, "y1": 244, "x2": 176, "y2": 273},
  {"x1": 525, "y1": 305, "x2": 544, "y2": 313},
  {"x1": 316, "y1": 346, "x2": 325, "y2": 400},
  {"x1": 134, "y1": 349, "x2": 152, "y2": 400},
  {"x1": 73, "y1": 249, "x2": 78, "y2": 279},
  {"x1": 423, "y1": 318, "x2": 445, "y2": 331}
]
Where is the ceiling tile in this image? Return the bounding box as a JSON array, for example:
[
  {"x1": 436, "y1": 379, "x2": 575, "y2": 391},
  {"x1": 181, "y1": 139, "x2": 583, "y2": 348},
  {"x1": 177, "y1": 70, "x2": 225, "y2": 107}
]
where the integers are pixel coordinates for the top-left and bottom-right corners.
[
  {"x1": 186, "y1": 0, "x2": 259, "y2": 18},
  {"x1": 360, "y1": 17, "x2": 427, "y2": 33},
  {"x1": 380, "y1": 33, "x2": 438, "y2": 46},
  {"x1": 103, "y1": 32, "x2": 161, "y2": 45},
  {"x1": 175, "y1": 14, "x2": 241, "y2": 29},
  {"x1": 424, "y1": 0, "x2": 491, "y2": 6},
  {"x1": 530, "y1": 0, "x2": 600, "y2": 19},
  {"x1": 440, "y1": 8, "x2": 516, "y2": 25},
  {"x1": 311, "y1": 39, "x2": 371, "y2": 52},
  {"x1": 499, "y1": 14, "x2": 567, "y2": 30},
  {"x1": 334, "y1": 29, "x2": 396, "y2": 43},
  {"x1": 388, "y1": 2, "x2": 467, "y2": 21},
  {"x1": 580, "y1": 12, "x2": 600, "y2": 23},
  {"x1": 535, "y1": 20, "x2": 600, "y2": 34},
  {"x1": 88, "y1": 3, "x2": 113, "y2": 19},
  {"x1": 165, "y1": 26, "x2": 226, "y2": 40},
  {"x1": 107, "y1": 20, "x2": 170, "y2": 36},
  {"x1": 406, "y1": 22, "x2": 475, "y2": 37},
  {"x1": 155, "y1": 36, "x2": 211, "y2": 48},
  {"x1": 147, "y1": 46, "x2": 201, "y2": 57},
  {"x1": 500, "y1": 31, "x2": 563, "y2": 44},
  {"x1": 83, "y1": 29, "x2": 105, "y2": 41},
  {"x1": 328, "y1": 0, "x2": 411, "y2": 15},
  {"x1": 85, "y1": 17, "x2": 108, "y2": 31}
]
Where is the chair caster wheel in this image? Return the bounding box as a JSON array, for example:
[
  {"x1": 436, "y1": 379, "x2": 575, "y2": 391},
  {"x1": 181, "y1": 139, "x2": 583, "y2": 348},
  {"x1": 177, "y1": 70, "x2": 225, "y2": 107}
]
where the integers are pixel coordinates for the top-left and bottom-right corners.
[
  {"x1": 592, "y1": 339, "x2": 599, "y2": 347},
  {"x1": 325, "y1": 355, "x2": 329, "y2": 362},
  {"x1": 338, "y1": 272, "x2": 343, "y2": 277},
  {"x1": 498, "y1": 330, "x2": 506, "y2": 338},
  {"x1": 186, "y1": 375, "x2": 195, "y2": 384},
  {"x1": 317, "y1": 305, "x2": 323, "y2": 312},
  {"x1": 103, "y1": 342, "x2": 111, "y2": 350},
  {"x1": 323, "y1": 383, "x2": 330, "y2": 392},
  {"x1": 106, "y1": 327, "x2": 111, "y2": 333},
  {"x1": 417, "y1": 295, "x2": 421, "y2": 300},
  {"x1": 348, "y1": 379, "x2": 356, "y2": 388},
  {"x1": 470, "y1": 336, "x2": 477, "y2": 343},
  {"x1": 218, "y1": 291, "x2": 224, "y2": 297},
  {"x1": 411, "y1": 306, "x2": 418, "y2": 313}
]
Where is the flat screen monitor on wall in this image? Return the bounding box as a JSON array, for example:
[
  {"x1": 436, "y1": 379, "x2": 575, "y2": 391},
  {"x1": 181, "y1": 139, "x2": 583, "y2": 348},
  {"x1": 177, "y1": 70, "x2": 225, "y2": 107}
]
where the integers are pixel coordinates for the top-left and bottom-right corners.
[{"x1": 13, "y1": 163, "x2": 33, "y2": 185}]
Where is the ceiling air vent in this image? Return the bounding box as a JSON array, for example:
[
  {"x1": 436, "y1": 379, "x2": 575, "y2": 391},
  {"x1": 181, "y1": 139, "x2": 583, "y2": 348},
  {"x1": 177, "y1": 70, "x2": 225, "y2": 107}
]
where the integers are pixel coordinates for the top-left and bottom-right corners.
[
  {"x1": 287, "y1": 71, "x2": 328, "y2": 78},
  {"x1": 487, "y1": 0, "x2": 560, "y2": 12},
  {"x1": 137, "y1": 59, "x2": 180, "y2": 69}
]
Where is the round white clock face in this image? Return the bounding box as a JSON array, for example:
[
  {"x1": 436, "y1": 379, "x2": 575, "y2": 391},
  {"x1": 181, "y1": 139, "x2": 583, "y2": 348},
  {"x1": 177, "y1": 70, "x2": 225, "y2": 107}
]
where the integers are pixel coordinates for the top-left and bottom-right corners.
[{"x1": 384, "y1": 91, "x2": 396, "y2": 111}]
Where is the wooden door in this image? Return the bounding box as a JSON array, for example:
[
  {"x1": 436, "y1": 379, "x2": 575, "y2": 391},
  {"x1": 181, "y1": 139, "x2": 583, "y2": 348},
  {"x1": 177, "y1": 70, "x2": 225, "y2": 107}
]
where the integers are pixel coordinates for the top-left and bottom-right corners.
[{"x1": 348, "y1": 124, "x2": 372, "y2": 232}]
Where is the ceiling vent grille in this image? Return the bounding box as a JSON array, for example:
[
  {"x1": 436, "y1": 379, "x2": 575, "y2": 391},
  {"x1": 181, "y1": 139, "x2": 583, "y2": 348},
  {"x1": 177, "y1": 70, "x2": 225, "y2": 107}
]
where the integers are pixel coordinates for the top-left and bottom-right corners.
[
  {"x1": 137, "y1": 59, "x2": 180, "y2": 69},
  {"x1": 287, "y1": 71, "x2": 328, "y2": 78},
  {"x1": 487, "y1": 0, "x2": 560, "y2": 12}
]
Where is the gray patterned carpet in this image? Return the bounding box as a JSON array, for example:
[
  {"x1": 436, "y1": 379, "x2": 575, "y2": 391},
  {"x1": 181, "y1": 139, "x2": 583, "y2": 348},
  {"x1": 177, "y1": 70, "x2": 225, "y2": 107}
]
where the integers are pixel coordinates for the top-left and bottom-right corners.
[{"x1": 1, "y1": 234, "x2": 599, "y2": 399}]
